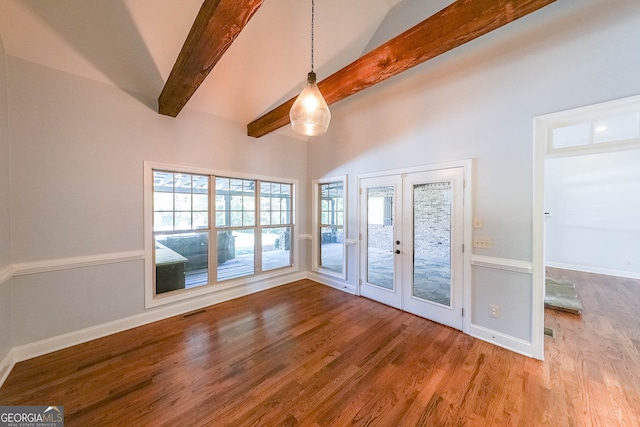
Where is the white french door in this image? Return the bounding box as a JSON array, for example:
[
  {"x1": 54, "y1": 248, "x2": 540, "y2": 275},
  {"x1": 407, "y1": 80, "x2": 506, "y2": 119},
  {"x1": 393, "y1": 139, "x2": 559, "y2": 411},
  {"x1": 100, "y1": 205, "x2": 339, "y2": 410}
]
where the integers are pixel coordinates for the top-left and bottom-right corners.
[
  {"x1": 360, "y1": 175, "x2": 403, "y2": 309},
  {"x1": 360, "y1": 167, "x2": 465, "y2": 330},
  {"x1": 402, "y1": 168, "x2": 464, "y2": 329}
]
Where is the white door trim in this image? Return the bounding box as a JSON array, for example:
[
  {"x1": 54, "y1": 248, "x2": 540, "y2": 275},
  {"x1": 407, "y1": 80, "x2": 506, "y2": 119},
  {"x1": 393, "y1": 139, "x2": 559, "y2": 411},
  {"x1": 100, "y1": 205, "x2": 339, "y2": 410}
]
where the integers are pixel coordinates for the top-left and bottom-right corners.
[
  {"x1": 532, "y1": 116, "x2": 548, "y2": 361},
  {"x1": 532, "y1": 94, "x2": 640, "y2": 361}
]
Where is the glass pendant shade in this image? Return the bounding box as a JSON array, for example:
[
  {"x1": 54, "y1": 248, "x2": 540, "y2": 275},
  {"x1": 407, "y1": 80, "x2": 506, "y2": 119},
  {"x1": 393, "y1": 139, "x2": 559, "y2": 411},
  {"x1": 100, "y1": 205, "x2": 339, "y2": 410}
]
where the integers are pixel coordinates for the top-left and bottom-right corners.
[{"x1": 290, "y1": 72, "x2": 331, "y2": 136}]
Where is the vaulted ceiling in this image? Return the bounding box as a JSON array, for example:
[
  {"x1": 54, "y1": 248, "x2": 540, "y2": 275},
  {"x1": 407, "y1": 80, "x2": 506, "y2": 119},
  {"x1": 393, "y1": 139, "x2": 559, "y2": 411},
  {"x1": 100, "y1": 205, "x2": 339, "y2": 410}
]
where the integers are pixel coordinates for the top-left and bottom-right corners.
[
  {"x1": 0, "y1": 0, "x2": 406, "y2": 139},
  {"x1": 0, "y1": 0, "x2": 554, "y2": 140}
]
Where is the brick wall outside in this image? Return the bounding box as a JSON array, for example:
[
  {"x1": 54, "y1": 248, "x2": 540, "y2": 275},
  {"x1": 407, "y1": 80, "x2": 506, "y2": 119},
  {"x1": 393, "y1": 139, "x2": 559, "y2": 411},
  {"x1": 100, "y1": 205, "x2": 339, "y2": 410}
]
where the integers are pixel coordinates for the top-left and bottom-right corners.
[{"x1": 367, "y1": 181, "x2": 451, "y2": 260}]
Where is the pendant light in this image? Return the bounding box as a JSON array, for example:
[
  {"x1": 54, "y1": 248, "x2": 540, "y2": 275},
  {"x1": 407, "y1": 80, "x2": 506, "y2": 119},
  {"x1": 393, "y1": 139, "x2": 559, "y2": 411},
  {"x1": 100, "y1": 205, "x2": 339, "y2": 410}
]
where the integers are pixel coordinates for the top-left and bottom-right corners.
[{"x1": 290, "y1": 0, "x2": 331, "y2": 136}]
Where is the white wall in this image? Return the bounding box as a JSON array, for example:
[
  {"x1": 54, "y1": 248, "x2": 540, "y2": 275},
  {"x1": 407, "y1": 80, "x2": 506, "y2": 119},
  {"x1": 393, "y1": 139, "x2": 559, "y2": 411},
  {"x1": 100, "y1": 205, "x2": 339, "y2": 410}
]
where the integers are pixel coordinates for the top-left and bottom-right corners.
[
  {"x1": 0, "y1": 33, "x2": 12, "y2": 365},
  {"x1": 307, "y1": 0, "x2": 640, "y2": 345},
  {"x1": 6, "y1": 56, "x2": 309, "y2": 346},
  {"x1": 545, "y1": 150, "x2": 640, "y2": 278}
]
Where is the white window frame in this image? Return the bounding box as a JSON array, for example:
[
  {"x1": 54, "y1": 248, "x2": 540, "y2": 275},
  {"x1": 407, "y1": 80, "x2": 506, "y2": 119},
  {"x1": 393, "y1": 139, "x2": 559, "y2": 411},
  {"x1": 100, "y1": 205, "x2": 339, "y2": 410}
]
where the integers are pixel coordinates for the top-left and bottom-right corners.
[
  {"x1": 546, "y1": 99, "x2": 640, "y2": 158},
  {"x1": 256, "y1": 180, "x2": 295, "y2": 273},
  {"x1": 144, "y1": 161, "x2": 298, "y2": 308},
  {"x1": 312, "y1": 175, "x2": 347, "y2": 280}
]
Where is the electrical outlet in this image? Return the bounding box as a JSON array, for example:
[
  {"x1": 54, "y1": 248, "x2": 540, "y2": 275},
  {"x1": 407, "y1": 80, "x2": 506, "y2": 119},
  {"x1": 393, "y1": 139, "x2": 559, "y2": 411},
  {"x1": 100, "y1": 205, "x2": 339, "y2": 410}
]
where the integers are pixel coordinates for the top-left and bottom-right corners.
[
  {"x1": 473, "y1": 237, "x2": 493, "y2": 249},
  {"x1": 473, "y1": 217, "x2": 483, "y2": 229},
  {"x1": 489, "y1": 305, "x2": 500, "y2": 318}
]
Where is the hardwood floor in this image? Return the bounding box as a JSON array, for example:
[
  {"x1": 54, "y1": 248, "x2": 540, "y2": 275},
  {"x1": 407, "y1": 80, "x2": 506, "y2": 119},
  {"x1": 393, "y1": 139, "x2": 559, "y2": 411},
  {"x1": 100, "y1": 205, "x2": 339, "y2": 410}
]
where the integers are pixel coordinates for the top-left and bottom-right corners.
[{"x1": 1, "y1": 273, "x2": 639, "y2": 426}]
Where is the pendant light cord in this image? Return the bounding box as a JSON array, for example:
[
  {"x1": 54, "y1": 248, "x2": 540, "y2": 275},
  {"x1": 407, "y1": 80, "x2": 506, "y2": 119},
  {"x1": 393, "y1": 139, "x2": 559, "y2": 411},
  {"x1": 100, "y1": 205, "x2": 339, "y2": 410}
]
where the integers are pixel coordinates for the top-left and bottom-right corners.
[{"x1": 311, "y1": 0, "x2": 315, "y2": 73}]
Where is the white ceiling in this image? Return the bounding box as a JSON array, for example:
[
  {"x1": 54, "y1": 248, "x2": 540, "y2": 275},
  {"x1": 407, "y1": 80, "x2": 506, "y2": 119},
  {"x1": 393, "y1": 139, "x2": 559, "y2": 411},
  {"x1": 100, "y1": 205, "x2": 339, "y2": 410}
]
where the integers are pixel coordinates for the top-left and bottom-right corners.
[{"x1": 0, "y1": 0, "x2": 431, "y2": 131}]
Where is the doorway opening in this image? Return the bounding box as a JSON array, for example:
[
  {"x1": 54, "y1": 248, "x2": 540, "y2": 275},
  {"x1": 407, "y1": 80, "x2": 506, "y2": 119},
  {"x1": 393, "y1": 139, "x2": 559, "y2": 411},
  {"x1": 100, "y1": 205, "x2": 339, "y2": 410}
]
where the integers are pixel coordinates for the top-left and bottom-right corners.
[{"x1": 533, "y1": 94, "x2": 640, "y2": 360}]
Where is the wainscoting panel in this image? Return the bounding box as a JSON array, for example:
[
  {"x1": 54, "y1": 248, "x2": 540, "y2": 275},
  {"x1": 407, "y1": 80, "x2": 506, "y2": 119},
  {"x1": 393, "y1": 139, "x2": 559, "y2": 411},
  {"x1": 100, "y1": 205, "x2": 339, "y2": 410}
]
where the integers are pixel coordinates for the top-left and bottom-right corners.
[{"x1": 468, "y1": 257, "x2": 536, "y2": 357}]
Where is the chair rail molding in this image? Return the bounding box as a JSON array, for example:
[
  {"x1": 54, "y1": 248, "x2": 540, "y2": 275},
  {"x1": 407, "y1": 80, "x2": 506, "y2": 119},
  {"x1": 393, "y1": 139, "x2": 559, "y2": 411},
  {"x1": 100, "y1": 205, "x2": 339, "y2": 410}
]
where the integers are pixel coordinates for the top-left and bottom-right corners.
[
  {"x1": 12, "y1": 250, "x2": 146, "y2": 277},
  {"x1": 470, "y1": 255, "x2": 533, "y2": 274}
]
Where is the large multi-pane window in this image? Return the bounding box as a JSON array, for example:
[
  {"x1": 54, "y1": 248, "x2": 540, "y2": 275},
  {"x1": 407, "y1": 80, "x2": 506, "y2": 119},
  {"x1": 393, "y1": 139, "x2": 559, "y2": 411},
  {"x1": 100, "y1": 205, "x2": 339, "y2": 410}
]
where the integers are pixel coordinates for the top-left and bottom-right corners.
[
  {"x1": 315, "y1": 179, "x2": 345, "y2": 275},
  {"x1": 150, "y1": 167, "x2": 295, "y2": 299},
  {"x1": 153, "y1": 171, "x2": 210, "y2": 294}
]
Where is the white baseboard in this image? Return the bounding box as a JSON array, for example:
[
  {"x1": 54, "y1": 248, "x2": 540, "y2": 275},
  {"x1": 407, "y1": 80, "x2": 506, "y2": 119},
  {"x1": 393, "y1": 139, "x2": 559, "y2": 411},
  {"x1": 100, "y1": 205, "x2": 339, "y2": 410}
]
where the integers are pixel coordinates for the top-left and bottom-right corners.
[
  {"x1": 545, "y1": 262, "x2": 640, "y2": 280},
  {"x1": 468, "y1": 323, "x2": 535, "y2": 359},
  {"x1": 306, "y1": 271, "x2": 356, "y2": 294},
  {"x1": 8, "y1": 272, "x2": 306, "y2": 368},
  {"x1": 0, "y1": 349, "x2": 15, "y2": 388}
]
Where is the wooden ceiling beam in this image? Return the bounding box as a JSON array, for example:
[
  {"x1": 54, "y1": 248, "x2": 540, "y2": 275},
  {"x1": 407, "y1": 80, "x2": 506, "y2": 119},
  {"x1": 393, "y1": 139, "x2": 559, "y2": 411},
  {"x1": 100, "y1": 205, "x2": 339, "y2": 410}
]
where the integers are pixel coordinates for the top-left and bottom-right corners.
[
  {"x1": 247, "y1": 0, "x2": 555, "y2": 138},
  {"x1": 158, "y1": 0, "x2": 265, "y2": 117}
]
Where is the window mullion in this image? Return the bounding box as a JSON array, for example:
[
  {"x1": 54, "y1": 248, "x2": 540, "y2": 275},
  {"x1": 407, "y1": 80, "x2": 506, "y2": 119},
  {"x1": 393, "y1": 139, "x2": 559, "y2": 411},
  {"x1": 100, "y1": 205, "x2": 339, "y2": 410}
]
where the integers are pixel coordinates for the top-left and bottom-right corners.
[
  {"x1": 255, "y1": 181, "x2": 261, "y2": 273},
  {"x1": 209, "y1": 175, "x2": 216, "y2": 284}
]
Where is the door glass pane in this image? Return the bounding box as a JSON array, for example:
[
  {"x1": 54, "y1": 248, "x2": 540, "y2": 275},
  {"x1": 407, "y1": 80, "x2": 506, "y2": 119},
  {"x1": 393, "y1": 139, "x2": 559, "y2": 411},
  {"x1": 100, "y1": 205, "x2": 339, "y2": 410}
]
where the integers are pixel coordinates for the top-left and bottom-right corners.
[
  {"x1": 367, "y1": 186, "x2": 394, "y2": 290},
  {"x1": 413, "y1": 181, "x2": 452, "y2": 306}
]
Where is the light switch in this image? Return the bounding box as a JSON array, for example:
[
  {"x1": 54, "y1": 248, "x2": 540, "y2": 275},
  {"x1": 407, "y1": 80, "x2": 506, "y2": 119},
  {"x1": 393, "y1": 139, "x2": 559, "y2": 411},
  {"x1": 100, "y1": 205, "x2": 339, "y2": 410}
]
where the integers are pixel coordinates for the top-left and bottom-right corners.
[{"x1": 473, "y1": 217, "x2": 483, "y2": 229}]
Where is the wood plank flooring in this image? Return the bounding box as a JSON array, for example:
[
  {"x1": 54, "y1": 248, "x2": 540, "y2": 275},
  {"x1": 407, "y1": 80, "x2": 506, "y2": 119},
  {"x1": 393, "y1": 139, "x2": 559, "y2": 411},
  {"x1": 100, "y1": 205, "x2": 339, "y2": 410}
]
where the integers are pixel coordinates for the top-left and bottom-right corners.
[{"x1": 1, "y1": 272, "x2": 639, "y2": 426}]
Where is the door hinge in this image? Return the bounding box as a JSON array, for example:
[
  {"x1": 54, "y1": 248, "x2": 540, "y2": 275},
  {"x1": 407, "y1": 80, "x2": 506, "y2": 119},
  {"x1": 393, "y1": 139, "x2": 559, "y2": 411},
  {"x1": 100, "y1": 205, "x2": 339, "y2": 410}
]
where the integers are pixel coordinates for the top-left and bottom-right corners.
[
  {"x1": 462, "y1": 244, "x2": 464, "y2": 253},
  {"x1": 462, "y1": 308, "x2": 464, "y2": 317}
]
